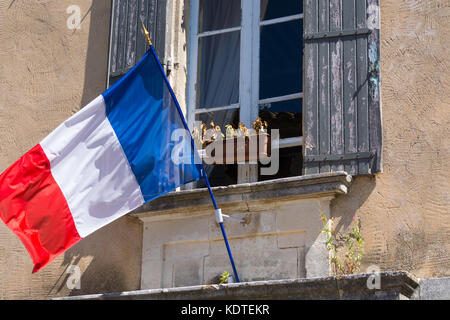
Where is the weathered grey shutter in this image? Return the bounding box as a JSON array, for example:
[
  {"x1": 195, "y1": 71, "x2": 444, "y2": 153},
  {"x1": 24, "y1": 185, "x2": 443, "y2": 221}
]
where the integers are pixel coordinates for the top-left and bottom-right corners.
[
  {"x1": 303, "y1": 0, "x2": 382, "y2": 175},
  {"x1": 108, "y1": 0, "x2": 166, "y2": 87}
]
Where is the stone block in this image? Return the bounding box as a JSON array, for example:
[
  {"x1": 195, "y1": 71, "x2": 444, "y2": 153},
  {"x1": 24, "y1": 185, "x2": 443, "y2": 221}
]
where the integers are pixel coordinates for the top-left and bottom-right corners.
[
  {"x1": 305, "y1": 231, "x2": 330, "y2": 278},
  {"x1": 172, "y1": 258, "x2": 204, "y2": 288},
  {"x1": 418, "y1": 277, "x2": 450, "y2": 300},
  {"x1": 141, "y1": 261, "x2": 164, "y2": 289},
  {"x1": 204, "y1": 247, "x2": 299, "y2": 283},
  {"x1": 164, "y1": 241, "x2": 210, "y2": 260},
  {"x1": 208, "y1": 233, "x2": 278, "y2": 254},
  {"x1": 145, "y1": 215, "x2": 209, "y2": 244},
  {"x1": 277, "y1": 231, "x2": 306, "y2": 249}
]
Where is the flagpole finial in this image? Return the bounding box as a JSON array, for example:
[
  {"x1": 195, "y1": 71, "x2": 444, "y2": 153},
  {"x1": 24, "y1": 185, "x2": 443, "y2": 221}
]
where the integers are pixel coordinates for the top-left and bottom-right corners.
[{"x1": 141, "y1": 22, "x2": 152, "y2": 46}]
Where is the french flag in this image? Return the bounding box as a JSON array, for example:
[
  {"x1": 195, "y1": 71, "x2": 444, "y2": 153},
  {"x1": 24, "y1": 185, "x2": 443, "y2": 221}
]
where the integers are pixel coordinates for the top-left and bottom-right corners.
[{"x1": 0, "y1": 47, "x2": 202, "y2": 273}]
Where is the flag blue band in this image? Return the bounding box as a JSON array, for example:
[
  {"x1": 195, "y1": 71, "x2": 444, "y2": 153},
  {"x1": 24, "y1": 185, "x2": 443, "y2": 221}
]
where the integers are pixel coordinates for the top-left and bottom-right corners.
[{"x1": 102, "y1": 50, "x2": 202, "y2": 202}]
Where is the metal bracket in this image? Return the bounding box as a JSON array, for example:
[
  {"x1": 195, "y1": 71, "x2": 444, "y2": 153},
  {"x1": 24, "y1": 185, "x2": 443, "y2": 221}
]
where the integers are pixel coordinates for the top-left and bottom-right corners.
[
  {"x1": 304, "y1": 152, "x2": 375, "y2": 163},
  {"x1": 215, "y1": 209, "x2": 245, "y2": 224},
  {"x1": 222, "y1": 214, "x2": 246, "y2": 223},
  {"x1": 164, "y1": 59, "x2": 173, "y2": 76},
  {"x1": 304, "y1": 28, "x2": 371, "y2": 41}
]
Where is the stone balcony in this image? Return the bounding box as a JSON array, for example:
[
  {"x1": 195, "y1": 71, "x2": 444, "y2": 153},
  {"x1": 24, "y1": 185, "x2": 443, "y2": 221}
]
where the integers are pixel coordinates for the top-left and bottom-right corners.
[{"x1": 130, "y1": 172, "x2": 352, "y2": 289}]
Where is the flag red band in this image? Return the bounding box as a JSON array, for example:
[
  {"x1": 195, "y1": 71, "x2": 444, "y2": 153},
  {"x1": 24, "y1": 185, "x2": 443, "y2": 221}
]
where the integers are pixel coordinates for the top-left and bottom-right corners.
[{"x1": 0, "y1": 144, "x2": 81, "y2": 272}]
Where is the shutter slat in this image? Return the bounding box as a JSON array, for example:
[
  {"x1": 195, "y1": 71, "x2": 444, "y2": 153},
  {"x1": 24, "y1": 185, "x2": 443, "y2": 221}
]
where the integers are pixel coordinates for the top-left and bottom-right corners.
[
  {"x1": 154, "y1": 0, "x2": 167, "y2": 59},
  {"x1": 136, "y1": 0, "x2": 149, "y2": 60},
  {"x1": 125, "y1": 0, "x2": 139, "y2": 69},
  {"x1": 116, "y1": 0, "x2": 129, "y2": 73},
  {"x1": 342, "y1": 0, "x2": 358, "y2": 175},
  {"x1": 367, "y1": 0, "x2": 382, "y2": 173},
  {"x1": 329, "y1": 0, "x2": 344, "y2": 172},
  {"x1": 304, "y1": 0, "x2": 382, "y2": 175},
  {"x1": 356, "y1": 0, "x2": 370, "y2": 174},
  {"x1": 304, "y1": 0, "x2": 320, "y2": 174},
  {"x1": 110, "y1": 0, "x2": 122, "y2": 74},
  {"x1": 147, "y1": 0, "x2": 157, "y2": 47},
  {"x1": 318, "y1": 0, "x2": 330, "y2": 173},
  {"x1": 108, "y1": 0, "x2": 166, "y2": 86}
]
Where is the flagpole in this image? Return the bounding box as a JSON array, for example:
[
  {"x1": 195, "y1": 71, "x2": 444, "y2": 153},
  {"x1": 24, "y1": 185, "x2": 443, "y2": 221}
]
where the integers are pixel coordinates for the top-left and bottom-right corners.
[
  {"x1": 141, "y1": 23, "x2": 240, "y2": 283},
  {"x1": 200, "y1": 167, "x2": 241, "y2": 283}
]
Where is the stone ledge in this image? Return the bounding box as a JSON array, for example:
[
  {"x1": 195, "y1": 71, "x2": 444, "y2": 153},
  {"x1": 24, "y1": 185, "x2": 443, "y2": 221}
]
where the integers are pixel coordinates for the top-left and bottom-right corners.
[
  {"x1": 417, "y1": 277, "x2": 450, "y2": 300},
  {"x1": 54, "y1": 271, "x2": 419, "y2": 300},
  {"x1": 131, "y1": 172, "x2": 352, "y2": 217}
]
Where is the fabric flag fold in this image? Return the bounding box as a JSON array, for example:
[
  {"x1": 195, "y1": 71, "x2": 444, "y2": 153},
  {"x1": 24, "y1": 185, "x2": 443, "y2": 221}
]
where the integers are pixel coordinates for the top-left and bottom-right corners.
[{"x1": 0, "y1": 48, "x2": 202, "y2": 272}]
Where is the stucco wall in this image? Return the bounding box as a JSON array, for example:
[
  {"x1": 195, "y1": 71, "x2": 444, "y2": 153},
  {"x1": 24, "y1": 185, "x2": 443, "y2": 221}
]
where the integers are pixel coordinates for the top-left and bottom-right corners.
[
  {"x1": 331, "y1": 0, "x2": 450, "y2": 278},
  {"x1": 0, "y1": 0, "x2": 143, "y2": 299}
]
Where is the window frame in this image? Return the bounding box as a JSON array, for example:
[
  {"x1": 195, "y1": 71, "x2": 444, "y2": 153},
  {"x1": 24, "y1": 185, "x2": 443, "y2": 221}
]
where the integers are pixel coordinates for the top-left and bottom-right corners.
[{"x1": 187, "y1": 0, "x2": 304, "y2": 184}]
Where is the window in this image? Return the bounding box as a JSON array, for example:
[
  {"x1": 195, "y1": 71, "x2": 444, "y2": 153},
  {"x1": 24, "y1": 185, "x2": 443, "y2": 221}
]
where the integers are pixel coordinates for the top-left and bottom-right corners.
[
  {"x1": 108, "y1": 0, "x2": 383, "y2": 187},
  {"x1": 187, "y1": 0, "x2": 304, "y2": 187}
]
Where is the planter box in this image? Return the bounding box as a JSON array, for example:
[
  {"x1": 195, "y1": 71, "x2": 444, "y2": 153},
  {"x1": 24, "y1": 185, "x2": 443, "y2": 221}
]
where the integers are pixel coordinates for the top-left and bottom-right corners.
[{"x1": 202, "y1": 133, "x2": 271, "y2": 164}]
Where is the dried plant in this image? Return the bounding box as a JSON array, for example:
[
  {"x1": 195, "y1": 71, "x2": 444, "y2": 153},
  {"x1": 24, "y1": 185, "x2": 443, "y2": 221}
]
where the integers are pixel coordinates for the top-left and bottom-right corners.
[
  {"x1": 320, "y1": 212, "x2": 364, "y2": 276},
  {"x1": 193, "y1": 117, "x2": 269, "y2": 148}
]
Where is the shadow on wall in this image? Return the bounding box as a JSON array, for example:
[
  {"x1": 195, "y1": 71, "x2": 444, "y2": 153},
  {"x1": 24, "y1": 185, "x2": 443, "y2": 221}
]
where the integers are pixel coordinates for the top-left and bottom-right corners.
[
  {"x1": 330, "y1": 176, "x2": 376, "y2": 273},
  {"x1": 331, "y1": 176, "x2": 376, "y2": 233},
  {"x1": 47, "y1": 216, "x2": 143, "y2": 297},
  {"x1": 79, "y1": 0, "x2": 111, "y2": 107},
  {"x1": 45, "y1": 1, "x2": 143, "y2": 298}
]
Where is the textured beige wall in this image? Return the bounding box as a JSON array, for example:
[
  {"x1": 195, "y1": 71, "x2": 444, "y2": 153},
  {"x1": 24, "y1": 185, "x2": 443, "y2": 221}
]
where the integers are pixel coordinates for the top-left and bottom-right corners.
[
  {"x1": 331, "y1": 0, "x2": 450, "y2": 278},
  {"x1": 0, "y1": 0, "x2": 143, "y2": 299}
]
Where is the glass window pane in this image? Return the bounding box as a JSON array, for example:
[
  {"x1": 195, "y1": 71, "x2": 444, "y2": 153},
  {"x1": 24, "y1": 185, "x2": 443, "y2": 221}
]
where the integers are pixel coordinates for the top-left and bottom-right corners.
[
  {"x1": 258, "y1": 146, "x2": 303, "y2": 181},
  {"x1": 260, "y1": 0, "x2": 303, "y2": 21},
  {"x1": 200, "y1": 0, "x2": 241, "y2": 32},
  {"x1": 259, "y1": 99, "x2": 302, "y2": 139},
  {"x1": 259, "y1": 20, "x2": 303, "y2": 100},
  {"x1": 197, "y1": 31, "x2": 240, "y2": 109},
  {"x1": 195, "y1": 109, "x2": 240, "y2": 134},
  {"x1": 198, "y1": 163, "x2": 238, "y2": 187}
]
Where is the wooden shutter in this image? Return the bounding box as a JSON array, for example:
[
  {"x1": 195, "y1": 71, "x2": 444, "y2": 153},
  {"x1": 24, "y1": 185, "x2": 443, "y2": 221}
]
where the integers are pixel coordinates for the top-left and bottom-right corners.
[
  {"x1": 303, "y1": 0, "x2": 382, "y2": 175},
  {"x1": 108, "y1": 0, "x2": 167, "y2": 87}
]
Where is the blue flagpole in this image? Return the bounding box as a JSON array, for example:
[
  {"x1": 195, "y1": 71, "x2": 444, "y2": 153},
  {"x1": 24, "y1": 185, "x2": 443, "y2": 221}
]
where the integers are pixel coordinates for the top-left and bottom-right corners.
[
  {"x1": 143, "y1": 26, "x2": 240, "y2": 283},
  {"x1": 199, "y1": 167, "x2": 241, "y2": 283}
]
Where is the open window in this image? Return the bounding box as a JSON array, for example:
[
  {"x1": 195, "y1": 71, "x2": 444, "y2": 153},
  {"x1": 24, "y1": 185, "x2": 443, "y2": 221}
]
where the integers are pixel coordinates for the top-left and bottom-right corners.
[
  {"x1": 187, "y1": 0, "x2": 305, "y2": 187},
  {"x1": 187, "y1": 0, "x2": 382, "y2": 187}
]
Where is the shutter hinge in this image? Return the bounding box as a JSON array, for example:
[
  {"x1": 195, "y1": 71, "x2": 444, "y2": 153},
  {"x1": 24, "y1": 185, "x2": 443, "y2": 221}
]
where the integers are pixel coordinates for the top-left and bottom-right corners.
[
  {"x1": 163, "y1": 59, "x2": 180, "y2": 77},
  {"x1": 304, "y1": 152, "x2": 375, "y2": 163},
  {"x1": 304, "y1": 28, "x2": 371, "y2": 41},
  {"x1": 162, "y1": 59, "x2": 172, "y2": 76}
]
